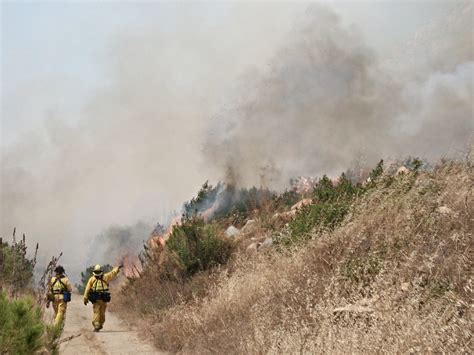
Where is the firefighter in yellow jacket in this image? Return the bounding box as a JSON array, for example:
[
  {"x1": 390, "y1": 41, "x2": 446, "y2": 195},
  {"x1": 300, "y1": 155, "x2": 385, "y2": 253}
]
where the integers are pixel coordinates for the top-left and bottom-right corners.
[
  {"x1": 46, "y1": 265, "x2": 73, "y2": 328},
  {"x1": 83, "y1": 264, "x2": 122, "y2": 332}
]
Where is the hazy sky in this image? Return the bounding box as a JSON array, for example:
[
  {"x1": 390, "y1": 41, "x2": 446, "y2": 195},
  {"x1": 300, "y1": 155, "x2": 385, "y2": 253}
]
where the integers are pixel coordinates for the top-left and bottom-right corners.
[
  {"x1": 2, "y1": 1, "x2": 456, "y2": 146},
  {"x1": 0, "y1": 1, "x2": 469, "y2": 272}
]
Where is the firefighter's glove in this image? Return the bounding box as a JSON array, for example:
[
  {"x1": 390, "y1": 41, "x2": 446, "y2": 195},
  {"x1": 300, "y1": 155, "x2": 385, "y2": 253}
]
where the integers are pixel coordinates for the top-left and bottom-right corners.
[
  {"x1": 46, "y1": 301, "x2": 50, "y2": 309},
  {"x1": 84, "y1": 299, "x2": 88, "y2": 306}
]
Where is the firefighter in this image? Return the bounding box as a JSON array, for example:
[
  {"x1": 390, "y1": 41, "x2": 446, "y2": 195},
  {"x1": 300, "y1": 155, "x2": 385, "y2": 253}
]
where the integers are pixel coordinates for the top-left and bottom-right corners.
[
  {"x1": 83, "y1": 264, "x2": 122, "y2": 332},
  {"x1": 46, "y1": 265, "x2": 73, "y2": 328}
]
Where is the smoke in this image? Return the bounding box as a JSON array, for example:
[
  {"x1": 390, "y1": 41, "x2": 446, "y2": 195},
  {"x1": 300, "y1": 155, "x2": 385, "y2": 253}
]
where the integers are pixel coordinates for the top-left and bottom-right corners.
[
  {"x1": 205, "y1": 3, "x2": 473, "y2": 187},
  {"x1": 85, "y1": 221, "x2": 151, "y2": 269},
  {"x1": 1, "y1": 4, "x2": 302, "y2": 271},
  {"x1": 1, "y1": 2, "x2": 472, "y2": 276}
]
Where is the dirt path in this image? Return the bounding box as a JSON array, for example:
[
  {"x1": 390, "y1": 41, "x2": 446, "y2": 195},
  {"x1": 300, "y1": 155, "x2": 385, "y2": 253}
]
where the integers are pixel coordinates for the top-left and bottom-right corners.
[{"x1": 57, "y1": 295, "x2": 160, "y2": 354}]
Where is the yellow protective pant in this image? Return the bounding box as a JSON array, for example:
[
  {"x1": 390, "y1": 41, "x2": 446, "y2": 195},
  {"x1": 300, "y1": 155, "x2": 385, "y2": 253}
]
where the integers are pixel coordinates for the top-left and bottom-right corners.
[
  {"x1": 52, "y1": 298, "x2": 67, "y2": 327},
  {"x1": 92, "y1": 300, "x2": 107, "y2": 329}
]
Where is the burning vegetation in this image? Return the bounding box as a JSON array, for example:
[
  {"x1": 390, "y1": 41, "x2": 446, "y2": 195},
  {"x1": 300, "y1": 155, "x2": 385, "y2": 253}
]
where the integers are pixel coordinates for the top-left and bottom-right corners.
[
  {"x1": 1, "y1": 2, "x2": 471, "y2": 353},
  {"x1": 111, "y1": 153, "x2": 473, "y2": 353}
]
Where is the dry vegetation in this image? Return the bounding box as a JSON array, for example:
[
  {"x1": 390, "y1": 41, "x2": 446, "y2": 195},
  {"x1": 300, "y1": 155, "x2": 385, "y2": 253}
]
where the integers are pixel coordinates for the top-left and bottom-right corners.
[
  {"x1": 115, "y1": 160, "x2": 473, "y2": 353},
  {"x1": 0, "y1": 233, "x2": 63, "y2": 354}
]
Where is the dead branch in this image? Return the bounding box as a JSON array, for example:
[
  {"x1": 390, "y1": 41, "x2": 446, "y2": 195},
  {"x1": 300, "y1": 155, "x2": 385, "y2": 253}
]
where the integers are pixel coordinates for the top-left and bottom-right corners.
[
  {"x1": 37, "y1": 252, "x2": 63, "y2": 305},
  {"x1": 57, "y1": 333, "x2": 82, "y2": 345}
]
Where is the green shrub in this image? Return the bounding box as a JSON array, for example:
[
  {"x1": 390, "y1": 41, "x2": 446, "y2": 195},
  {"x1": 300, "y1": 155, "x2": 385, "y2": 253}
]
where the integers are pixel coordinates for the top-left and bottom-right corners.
[
  {"x1": 183, "y1": 181, "x2": 219, "y2": 219},
  {"x1": 75, "y1": 264, "x2": 113, "y2": 294},
  {"x1": 272, "y1": 189, "x2": 301, "y2": 211},
  {"x1": 225, "y1": 186, "x2": 274, "y2": 218},
  {"x1": 165, "y1": 218, "x2": 233, "y2": 277},
  {"x1": 276, "y1": 171, "x2": 363, "y2": 246},
  {"x1": 0, "y1": 235, "x2": 37, "y2": 291},
  {"x1": 0, "y1": 292, "x2": 45, "y2": 354},
  {"x1": 369, "y1": 159, "x2": 384, "y2": 182},
  {"x1": 314, "y1": 173, "x2": 359, "y2": 203},
  {"x1": 280, "y1": 203, "x2": 348, "y2": 245}
]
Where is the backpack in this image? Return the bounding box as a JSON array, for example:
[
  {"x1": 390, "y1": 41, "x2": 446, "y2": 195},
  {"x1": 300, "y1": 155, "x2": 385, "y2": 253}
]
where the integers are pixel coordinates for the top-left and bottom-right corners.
[
  {"x1": 50, "y1": 277, "x2": 72, "y2": 302},
  {"x1": 88, "y1": 277, "x2": 111, "y2": 303}
]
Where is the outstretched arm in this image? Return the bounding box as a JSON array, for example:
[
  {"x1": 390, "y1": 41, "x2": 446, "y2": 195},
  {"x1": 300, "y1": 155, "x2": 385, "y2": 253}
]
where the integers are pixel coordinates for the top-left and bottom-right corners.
[{"x1": 103, "y1": 266, "x2": 121, "y2": 283}]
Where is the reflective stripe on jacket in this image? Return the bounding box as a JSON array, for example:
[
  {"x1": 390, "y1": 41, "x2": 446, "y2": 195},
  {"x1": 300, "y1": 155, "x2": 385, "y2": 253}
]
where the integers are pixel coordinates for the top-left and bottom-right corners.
[
  {"x1": 92, "y1": 277, "x2": 109, "y2": 292},
  {"x1": 83, "y1": 266, "x2": 120, "y2": 300},
  {"x1": 49, "y1": 276, "x2": 73, "y2": 294}
]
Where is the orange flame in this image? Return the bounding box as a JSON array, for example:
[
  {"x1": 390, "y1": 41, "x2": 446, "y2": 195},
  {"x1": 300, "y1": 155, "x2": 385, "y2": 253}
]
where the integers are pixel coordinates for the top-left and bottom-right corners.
[
  {"x1": 121, "y1": 254, "x2": 142, "y2": 278},
  {"x1": 200, "y1": 204, "x2": 217, "y2": 222},
  {"x1": 149, "y1": 216, "x2": 182, "y2": 249},
  {"x1": 111, "y1": 218, "x2": 179, "y2": 279}
]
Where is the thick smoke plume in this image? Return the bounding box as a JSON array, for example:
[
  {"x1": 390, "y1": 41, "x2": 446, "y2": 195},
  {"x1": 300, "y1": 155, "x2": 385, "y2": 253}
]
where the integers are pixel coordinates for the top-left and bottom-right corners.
[
  {"x1": 1, "y1": 2, "x2": 472, "y2": 276},
  {"x1": 205, "y1": 3, "x2": 473, "y2": 188},
  {"x1": 1, "y1": 4, "x2": 309, "y2": 271},
  {"x1": 85, "y1": 221, "x2": 151, "y2": 268}
]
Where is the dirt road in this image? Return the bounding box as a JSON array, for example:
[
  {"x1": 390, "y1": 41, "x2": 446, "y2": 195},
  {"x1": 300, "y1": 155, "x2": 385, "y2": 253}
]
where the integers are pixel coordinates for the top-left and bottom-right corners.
[{"x1": 56, "y1": 295, "x2": 159, "y2": 354}]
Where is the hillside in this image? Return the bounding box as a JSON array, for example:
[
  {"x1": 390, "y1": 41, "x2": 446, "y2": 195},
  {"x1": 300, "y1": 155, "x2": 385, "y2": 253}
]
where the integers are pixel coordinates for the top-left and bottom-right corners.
[{"x1": 114, "y1": 159, "x2": 473, "y2": 353}]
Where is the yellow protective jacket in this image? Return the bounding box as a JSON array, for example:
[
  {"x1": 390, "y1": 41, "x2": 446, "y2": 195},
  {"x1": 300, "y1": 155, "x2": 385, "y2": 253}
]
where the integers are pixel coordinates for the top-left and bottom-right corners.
[
  {"x1": 48, "y1": 276, "x2": 73, "y2": 299},
  {"x1": 83, "y1": 267, "x2": 120, "y2": 302}
]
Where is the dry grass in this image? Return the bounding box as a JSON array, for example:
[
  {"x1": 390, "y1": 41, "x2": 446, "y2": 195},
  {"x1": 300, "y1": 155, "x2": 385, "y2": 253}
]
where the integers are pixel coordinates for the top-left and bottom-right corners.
[{"x1": 116, "y1": 161, "x2": 473, "y2": 353}]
